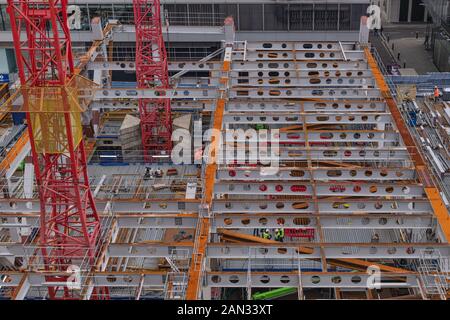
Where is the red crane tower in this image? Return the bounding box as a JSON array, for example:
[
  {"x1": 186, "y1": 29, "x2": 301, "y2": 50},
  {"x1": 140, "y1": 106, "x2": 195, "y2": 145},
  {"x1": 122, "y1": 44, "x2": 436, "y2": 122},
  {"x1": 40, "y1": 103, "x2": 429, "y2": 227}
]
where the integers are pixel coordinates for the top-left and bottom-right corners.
[
  {"x1": 7, "y1": 0, "x2": 106, "y2": 299},
  {"x1": 133, "y1": 0, "x2": 172, "y2": 162}
]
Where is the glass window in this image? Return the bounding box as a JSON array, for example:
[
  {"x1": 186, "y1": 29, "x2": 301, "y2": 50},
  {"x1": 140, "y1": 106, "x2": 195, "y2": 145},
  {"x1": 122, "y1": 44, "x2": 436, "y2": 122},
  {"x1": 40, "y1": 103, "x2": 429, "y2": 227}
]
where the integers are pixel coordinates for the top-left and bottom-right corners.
[
  {"x1": 214, "y1": 4, "x2": 238, "y2": 29},
  {"x1": 289, "y1": 4, "x2": 313, "y2": 31},
  {"x1": 112, "y1": 42, "x2": 136, "y2": 61},
  {"x1": 315, "y1": 4, "x2": 338, "y2": 31},
  {"x1": 112, "y1": 4, "x2": 134, "y2": 25},
  {"x1": 0, "y1": 5, "x2": 11, "y2": 31},
  {"x1": 164, "y1": 4, "x2": 188, "y2": 26},
  {"x1": 5, "y1": 48, "x2": 17, "y2": 72},
  {"x1": 339, "y1": 4, "x2": 351, "y2": 31},
  {"x1": 167, "y1": 44, "x2": 220, "y2": 60},
  {"x1": 264, "y1": 4, "x2": 288, "y2": 31},
  {"x1": 188, "y1": 4, "x2": 214, "y2": 26},
  {"x1": 351, "y1": 4, "x2": 367, "y2": 30},
  {"x1": 239, "y1": 4, "x2": 263, "y2": 31},
  {"x1": 75, "y1": 4, "x2": 90, "y2": 31},
  {"x1": 88, "y1": 4, "x2": 114, "y2": 26}
]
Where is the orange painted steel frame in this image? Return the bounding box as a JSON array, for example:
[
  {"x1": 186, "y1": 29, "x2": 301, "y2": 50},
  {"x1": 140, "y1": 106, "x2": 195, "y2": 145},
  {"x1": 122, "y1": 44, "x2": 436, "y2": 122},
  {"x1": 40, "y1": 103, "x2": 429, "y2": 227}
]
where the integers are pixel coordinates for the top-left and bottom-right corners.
[
  {"x1": 185, "y1": 48, "x2": 231, "y2": 299},
  {"x1": 365, "y1": 47, "x2": 450, "y2": 242},
  {"x1": 0, "y1": 130, "x2": 29, "y2": 173},
  {"x1": 0, "y1": 84, "x2": 9, "y2": 122}
]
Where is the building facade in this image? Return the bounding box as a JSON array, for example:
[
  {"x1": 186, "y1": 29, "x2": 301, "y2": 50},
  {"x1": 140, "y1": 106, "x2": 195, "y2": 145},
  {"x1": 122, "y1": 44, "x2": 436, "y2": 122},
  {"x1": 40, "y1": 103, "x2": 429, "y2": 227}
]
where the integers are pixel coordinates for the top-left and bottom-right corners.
[
  {"x1": 0, "y1": 0, "x2": 370, "y2": 77},
  {"x1": 377, "y1": 0, "x2": 429, "y2": 23},
  {"x1": 421, "y1": 0, "x2": 450, "y2": 71}
]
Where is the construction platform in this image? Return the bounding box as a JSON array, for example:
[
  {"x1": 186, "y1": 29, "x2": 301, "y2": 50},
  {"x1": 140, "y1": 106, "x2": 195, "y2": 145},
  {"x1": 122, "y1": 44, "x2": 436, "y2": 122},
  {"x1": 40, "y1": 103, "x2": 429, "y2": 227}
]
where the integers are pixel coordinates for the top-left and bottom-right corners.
[{"x1": 0, "y1": 34, "x2": 449, "y2": 300}]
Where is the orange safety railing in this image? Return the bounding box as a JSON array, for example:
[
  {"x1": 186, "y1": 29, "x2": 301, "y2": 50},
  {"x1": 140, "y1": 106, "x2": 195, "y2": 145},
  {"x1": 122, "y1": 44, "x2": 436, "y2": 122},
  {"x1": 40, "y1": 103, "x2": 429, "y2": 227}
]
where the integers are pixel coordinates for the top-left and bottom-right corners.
[
  {"x1": 84, "y1": 139, "x2": 97, "y2": 160},
  {"x1": 364, "y1": 47, "x2": 450, "y2": 242},
  {"x1": 0, "y1": 130, "x2": 29, "y2": 174},
  {"x1": 185, "y1": 41, "x2": 232, "y2": 299}
]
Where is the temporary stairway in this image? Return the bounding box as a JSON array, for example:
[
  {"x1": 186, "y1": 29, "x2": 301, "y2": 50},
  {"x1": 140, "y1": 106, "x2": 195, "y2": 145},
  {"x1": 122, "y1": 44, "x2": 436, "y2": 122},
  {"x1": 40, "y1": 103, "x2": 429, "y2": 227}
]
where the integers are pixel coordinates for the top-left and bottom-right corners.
[{"x1": 415, "y1": 249, "x2": 449, "y2": 300}]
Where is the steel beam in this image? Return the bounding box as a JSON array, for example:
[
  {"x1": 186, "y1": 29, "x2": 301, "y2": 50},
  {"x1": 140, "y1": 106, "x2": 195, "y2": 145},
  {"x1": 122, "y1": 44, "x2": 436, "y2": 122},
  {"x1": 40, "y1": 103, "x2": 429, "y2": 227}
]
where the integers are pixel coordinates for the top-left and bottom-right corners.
[
  {"x1": 231, "y1": 61, "x2": 368, "y2": 71},
  {"x1": 223, "y1": 113, "x2": 391, "y2": 125},
  {"x1": 0, "y1": 271, "x2": 423, "y2": 290},
  {"x1": 217, "y1": 147, "x2": 411, "y2": 162},
  {"x1": 2, "y1": 207, "x2": 438, "y2": 229},
  {"x1": 217, "y1": 167, "x2": 416, "y2": 181},
  {"x1": 0, "y1": 199, "x2": 200, "y2": 213},
  {"x1": 90, "y1": 100, "x2": 213, "y2": 111},
  {"x1": 206, "y1": 272, "x2": 419, "y2": 289},
  {"x1": 87, "y1": 60, "x2": 220, "y2": 71},
  {"x1": 97, "y1": 243, "x2": 450, "y2": 259},
  {"x1": 229, "y1": 88, "x2": 382, "y2": 99},
  {"x1": 212, "y1": 214, "x2": 434, "y2": 230},
  {"x1": 212, "y1": 199, "x2": 433, "y2": 214},
  {"x1": 229, "y1": 70, "x2": 373, "y2": 78},
  {"x1": 224, "y1": 130, "x2": 399, "y2": 143},
  {"x1": 3, "y1": 242, "x2": 432, "y2": 260},
  {"x1": 226, "y1": 100, "x2": 387, "y2": 112},
  {"x1": 0, "y1": 213, "x2": 434, "y2": 230},
  {"x1": 241, "y1": 41, "x2": 356, "y2": 51},
  {"x1": 229, "y1": 76, "x2": 376, "y2": 87},
  {"x1": 205, "y1": 243, "x2": 450, "y2": 260},
  {"x1": 93, "y1": 87, "x2": 218, "y2": 100},
  {"x1": 93, "y1": 87, "x2": 381, "y2": 100},
  {"x1": 214, "y1": 181, "x2": 425, "y2": 197}
]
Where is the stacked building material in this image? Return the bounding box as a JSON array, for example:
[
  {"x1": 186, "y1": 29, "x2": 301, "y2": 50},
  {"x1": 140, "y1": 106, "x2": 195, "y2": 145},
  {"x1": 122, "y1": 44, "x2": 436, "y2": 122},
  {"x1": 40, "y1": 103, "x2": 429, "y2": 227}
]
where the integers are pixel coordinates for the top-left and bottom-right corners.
[{"x1": 119, "y1": 114, "x2": 142, "y2": 162}]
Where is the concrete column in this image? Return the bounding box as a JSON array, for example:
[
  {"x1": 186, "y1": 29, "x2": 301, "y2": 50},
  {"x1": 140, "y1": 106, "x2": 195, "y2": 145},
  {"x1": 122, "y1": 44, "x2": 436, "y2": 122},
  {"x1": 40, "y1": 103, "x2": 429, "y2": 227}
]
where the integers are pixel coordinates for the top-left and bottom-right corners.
[
  {"x1": 359, "y1": 16, "x2": 370, "y2": 45},
  {"x1": 390, "y1": 0, "x2": 401, "y2": 23},
  {"x1": 384, "y1": 0, "x2": 391, "y2": 22},
  {"x1": 224, "y1": 16, "x2": 235, "y2": 45},
  {"x1": 408, "y1": 0, "x2": 413, "y2": 22}
]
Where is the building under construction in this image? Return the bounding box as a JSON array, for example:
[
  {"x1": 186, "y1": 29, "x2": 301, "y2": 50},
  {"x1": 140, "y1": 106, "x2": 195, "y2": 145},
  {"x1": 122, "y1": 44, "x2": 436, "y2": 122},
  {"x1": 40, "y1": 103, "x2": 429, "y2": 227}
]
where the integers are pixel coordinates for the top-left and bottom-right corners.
[{"x1": 0, "y1": 0, "x2": 449, "y2": 300}]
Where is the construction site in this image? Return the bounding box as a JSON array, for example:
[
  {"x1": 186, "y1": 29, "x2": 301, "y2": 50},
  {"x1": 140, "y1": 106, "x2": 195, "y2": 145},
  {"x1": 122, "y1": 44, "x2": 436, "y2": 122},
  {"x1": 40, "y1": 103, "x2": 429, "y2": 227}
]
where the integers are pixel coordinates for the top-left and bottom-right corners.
[{"x1": 0, "y1": 0, "x2": 449, "y2": 301}]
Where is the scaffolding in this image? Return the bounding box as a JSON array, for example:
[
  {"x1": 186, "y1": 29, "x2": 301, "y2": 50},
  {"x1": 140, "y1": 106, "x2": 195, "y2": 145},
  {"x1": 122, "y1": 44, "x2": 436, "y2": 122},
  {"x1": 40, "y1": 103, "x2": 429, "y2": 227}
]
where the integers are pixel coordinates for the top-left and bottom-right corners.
[{"x1": 416, "y1": 249, "x2": 449, "y2": 300}]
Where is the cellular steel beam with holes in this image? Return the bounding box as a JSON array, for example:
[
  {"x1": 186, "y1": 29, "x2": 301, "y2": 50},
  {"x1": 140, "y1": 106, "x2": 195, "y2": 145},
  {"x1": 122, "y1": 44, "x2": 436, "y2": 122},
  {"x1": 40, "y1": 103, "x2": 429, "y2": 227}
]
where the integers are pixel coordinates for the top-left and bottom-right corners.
[
  {"x1": 0, "y1": 199, "x2": 200, "y2": 213},
  {"x1": 217, "y1": 147, "x2": 411, "y2": 162},
  {"x1": 226, "y1": 100, "x2": 387, "y2": 112},
  {"x1": 87, "y1": 61, "x2": 221, "y2": 71},
  {"x1": 0, "y1": 213, "x2": 435, "y2": 230},
  {"x1": 0, "y1": 271, "x2": 423, "y2": 290},
  {"x1": 217, "y1": 167, "x2": 416, "y2": 181},
  {"x1": 224, "y1": 113, "x2": 390, "y2": 124},
  {"x1": 214, "y1": 182, "x2": 425, "y2": 197},
  {"x1": 92, "y1": 87, "x2": 382, "y2": 100},
  {"x1": 3, "y1": 242, "x2": 449, "y2": 260},
  {"x1": 212, "y1": 199, "x2": 433, "y2": 214}
]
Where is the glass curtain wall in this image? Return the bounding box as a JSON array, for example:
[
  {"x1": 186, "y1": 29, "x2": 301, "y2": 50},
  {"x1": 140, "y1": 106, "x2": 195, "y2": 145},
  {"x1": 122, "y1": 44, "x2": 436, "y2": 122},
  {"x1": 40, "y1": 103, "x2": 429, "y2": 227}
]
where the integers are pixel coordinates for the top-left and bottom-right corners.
[{"x1": 0, "y1": 3, "x2": 368, "y2": 32}]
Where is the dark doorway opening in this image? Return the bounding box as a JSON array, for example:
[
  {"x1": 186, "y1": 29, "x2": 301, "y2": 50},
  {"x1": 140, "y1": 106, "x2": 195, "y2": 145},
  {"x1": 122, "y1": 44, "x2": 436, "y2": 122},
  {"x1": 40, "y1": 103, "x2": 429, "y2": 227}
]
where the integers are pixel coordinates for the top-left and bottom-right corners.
[
  {"x1": 411, "y1": 0, "x2": 425, "y2": 22},
  {"x1": 399, "y1": 0, "x2": 409, "y2": 22}
]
